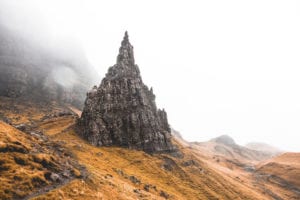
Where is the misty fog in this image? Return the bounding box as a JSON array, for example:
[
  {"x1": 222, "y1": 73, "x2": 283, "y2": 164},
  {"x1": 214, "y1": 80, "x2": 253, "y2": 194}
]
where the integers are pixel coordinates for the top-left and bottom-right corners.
[
  {"x1": 0, "y1": 0, "x2": 99, "y2": 107},
  {"x1": 0, "y1": 0, "x2": 300, "y2": 151}
]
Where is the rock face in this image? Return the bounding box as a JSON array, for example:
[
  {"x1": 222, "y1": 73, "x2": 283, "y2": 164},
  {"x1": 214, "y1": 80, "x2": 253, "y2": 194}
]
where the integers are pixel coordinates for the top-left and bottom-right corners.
[
  {"x1": 77, "y1": 32, "x2": 175, "y2": 153},
  {"x1": 0, "y1": 13, "x2": 98, "y2": 108}
]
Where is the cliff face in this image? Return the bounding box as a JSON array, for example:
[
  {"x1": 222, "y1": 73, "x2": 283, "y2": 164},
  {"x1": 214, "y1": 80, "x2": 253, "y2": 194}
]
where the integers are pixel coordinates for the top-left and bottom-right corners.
[
  {"x1": 78, "y1": 32, "x2": 175, "y2": 153},
  {"x1": 0, "y1": 19, "x2": 98, "y2": 108}
]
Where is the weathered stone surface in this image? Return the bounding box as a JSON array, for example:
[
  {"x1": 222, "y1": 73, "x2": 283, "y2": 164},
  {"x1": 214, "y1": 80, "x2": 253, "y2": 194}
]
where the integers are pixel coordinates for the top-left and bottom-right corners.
[{"x1": 77, "y1": 32, "x2": 175, "y2": 153}]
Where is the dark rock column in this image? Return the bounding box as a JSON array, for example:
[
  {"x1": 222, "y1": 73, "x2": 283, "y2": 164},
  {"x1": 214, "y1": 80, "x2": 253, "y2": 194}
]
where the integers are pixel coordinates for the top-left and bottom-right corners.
[{"x1": 77, "y1": 32, "x2": 176, "y2": 153}]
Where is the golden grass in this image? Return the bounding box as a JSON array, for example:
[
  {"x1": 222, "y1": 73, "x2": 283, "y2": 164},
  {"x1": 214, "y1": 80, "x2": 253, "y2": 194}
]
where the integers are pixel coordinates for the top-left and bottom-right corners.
[
  {"x1": 38, "y1": 116, "x2": 75, "y2": 136},
  {"x1": 0, "y1": 120, "x2": 82, "y2": 199},
  {"x1": 1, "y1": 98, "x2": 299, "y2": 200},
  {"x1": 0, "y1": 121, "x2": 51, "y2": 199},
  {"x1": 257, "y1": 153, "x2": 300, "y2": 187},
  {"x1": 29, "y1": 115, "x2": 267, "y2": 200}
]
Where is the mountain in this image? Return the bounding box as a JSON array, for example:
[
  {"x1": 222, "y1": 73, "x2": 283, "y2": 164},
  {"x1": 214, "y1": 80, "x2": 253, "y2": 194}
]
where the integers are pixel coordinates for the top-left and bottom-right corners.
[
  {"x1": 1, "y1": 97, "x2": 299, "y2": 199},
  {"x1": 211, "y1": 134, "x2": 237, "y2": 146},
  {"x1": 192, "y1": 135, "x2": 274, "y2": 162},
  {"x1": 77, "y1": 32, "x2": 175, "y2": 153},
  {"x1": 0, "y1": 29, "x2": 299, "y2": 199},
  {"x1": 0, "y1": 11, "x2": 98, "y2": 107},
  {"x1": 246, "y1": 142, "x2": 283, "y2": 156}
]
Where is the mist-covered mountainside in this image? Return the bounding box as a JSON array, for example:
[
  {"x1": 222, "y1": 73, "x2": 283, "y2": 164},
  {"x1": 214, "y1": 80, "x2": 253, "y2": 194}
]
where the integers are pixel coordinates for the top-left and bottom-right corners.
[
  {"x1": 191, "y1": 135, "x2": 277, "y2": 162},
  {"x1": 0, "y1": 3, "x2": 298, "y2": 199},
  {"x1": 0, "y1": 6, "x2": 99, "y2": 107},
  {"x1": 246, "y1": 142, "x2": 283, "y2": 156}
]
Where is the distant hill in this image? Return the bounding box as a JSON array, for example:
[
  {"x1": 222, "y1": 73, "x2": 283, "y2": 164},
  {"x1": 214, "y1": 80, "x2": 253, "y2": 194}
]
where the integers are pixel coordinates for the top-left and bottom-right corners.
[
  {"x1": 245, "y1": 142, "x2": 283, "y2": 156},
  {"x1": 0, "y1": 97, "x2": 266, "y2": 199},
  {"x1": 0, "y1": 3, "x2": 298, "y2": 198},
  {"x1": 211, "y1": 134, "x2": 237, "y2": 146},
  {"x1": 192, "y1": 135, "x2": 275, "y2": 162},
  {"x1": 3, "y1": 96, "x2": 297, "y2": 200}
]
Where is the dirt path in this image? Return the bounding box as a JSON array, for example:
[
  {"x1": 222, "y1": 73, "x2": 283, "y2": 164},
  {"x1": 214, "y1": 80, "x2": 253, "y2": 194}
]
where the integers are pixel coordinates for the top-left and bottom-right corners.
[
  {"x1": 21, "y1": 116, "x2": 88, "y2": 200},
  {"x1": 67, "y1": 105, "x2": 82, "y2": 117},
  {"x1": 22, "y1": 177, "x2": 76, "y2": 200},
  {"x1": 23, "y1": 165, "x2": 88, "y2": 200}
]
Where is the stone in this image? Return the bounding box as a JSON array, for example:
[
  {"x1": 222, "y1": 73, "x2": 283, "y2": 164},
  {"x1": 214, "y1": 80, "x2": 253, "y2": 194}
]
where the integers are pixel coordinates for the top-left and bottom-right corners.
[
  {"x1": 77, "y1": 32, "x2": 176, "y2": 153},
  {"x1": 50, "y1": 173, "x2": 60, "y2": 182},
  {"x1": 129, "y1": 175, "x2": 141, "y2": 184},
  {"x1": 133, "y1": 189, "x2": 141, "y2": 194},
  {"x1": 62, "y1": 171, "x2": 71, "y2": 178},
  {"x1": 160, "y1": 190, "x2": 170, "y2": 199},
  {"x1": 14, "y1": 124, "x2": 26, "y2": 132},
  {"x1": 143, "y1": 184, "x2": 157, "y2": 192},
  {"x1": 143, "y1": 184, "x2": 150, "y2": 191},
  {"x1": 161, "y1": 157, "x2": 177, "y2": 171},
  {"x1": 182, "y1": 159, "x2": 198, "y2": 167}
]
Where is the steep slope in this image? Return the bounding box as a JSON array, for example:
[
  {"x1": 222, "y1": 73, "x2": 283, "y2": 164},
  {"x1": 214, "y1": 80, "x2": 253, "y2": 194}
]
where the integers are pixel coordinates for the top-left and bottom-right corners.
[
  {"x1": 0, "y1": 118, "x2": 85, "y2": 199},
  {"x1": 0, "y1": 97, "x2": 280, "y2": 200},
  {"x1": 0, "y1": 8, "x2": 98, "y2": 107},
  {"x1": 255, "y1": 153, "x2": 300, "y2": 197},
  {"x1": 175, "y1": 133, "x2": 299, "y2": 200},
  {"x1": 77, "y1": 32, "x2": 175, "y2": 153}
]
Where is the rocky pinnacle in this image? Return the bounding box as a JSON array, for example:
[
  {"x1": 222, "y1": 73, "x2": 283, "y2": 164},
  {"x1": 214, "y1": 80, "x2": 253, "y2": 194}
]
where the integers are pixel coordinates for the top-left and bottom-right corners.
[{"x1": 77, "y1": 32, "x2": 175, "y2": 153}]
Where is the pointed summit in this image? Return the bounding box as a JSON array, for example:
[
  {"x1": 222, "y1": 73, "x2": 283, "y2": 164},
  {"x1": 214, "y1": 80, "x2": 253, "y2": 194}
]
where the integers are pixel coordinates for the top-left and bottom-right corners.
[
  {"x1": 105, "y1": 32, "x2": 140, "y2": 79},
  {"x1": 77, "y1": 33, "x2": 176, "y2": 153},
  {"x1": 121, "y1": 31, "x2": 129, "y2": 45},
  {"x1": 117, "y1": 31, "x2": 135, "y2": 65}
]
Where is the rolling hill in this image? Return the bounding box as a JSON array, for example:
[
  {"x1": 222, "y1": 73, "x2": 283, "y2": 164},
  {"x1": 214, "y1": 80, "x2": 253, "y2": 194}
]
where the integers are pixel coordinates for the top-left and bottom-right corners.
[{"x1": 0, "y1": 97, "x2": 299, "y2": 199}]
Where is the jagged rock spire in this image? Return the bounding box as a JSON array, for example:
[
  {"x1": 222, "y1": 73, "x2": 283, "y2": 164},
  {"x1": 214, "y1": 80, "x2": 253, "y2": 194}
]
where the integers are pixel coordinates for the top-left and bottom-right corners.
[
  {"x1": 106, "y1": 31, "x2": 140, "y2": 79},
  {"x1": 121, "y1": 31, "x2": 129, "y2": 45},
  {"x1": 77, "y1": 33, "x2": 176, "y2": 153},
  {"x1": 117, "y1": 31, "x2": 135, "y2": 66}
]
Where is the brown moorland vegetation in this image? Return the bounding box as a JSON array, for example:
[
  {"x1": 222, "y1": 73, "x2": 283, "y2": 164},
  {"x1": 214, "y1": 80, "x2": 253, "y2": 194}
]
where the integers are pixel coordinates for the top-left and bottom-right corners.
[{"x1": 0, "y1": 97, "x2": 299, "y2": 199}]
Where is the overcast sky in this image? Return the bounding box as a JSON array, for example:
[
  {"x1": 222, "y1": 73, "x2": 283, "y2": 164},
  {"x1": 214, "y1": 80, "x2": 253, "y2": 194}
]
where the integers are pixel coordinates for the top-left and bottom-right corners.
[{"x1": 4, "y1": 0, "x2": 300, "y2": 151}]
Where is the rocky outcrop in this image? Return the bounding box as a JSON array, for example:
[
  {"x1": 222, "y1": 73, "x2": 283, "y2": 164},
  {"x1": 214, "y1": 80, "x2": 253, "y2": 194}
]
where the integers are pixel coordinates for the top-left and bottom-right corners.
[{"x1": 77, "y1": 32, "x2": 175, "y2": 153}]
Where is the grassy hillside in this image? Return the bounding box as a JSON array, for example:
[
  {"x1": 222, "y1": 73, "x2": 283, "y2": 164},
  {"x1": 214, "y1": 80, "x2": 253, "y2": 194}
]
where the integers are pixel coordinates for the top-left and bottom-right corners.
[
  {"x1": 255, "y1": 153, "x2": 300, "y2": 199},
  {"x1": 0, "y1": 97, "x2": 299, "y2": 199},
  {"x1": 0, "y1": 120, "x2": 84, "y2": 199}
]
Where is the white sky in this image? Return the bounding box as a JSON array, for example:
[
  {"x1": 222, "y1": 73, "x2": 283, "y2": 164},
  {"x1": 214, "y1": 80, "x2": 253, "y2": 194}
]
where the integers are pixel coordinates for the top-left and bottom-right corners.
[{"x1": 7, "y1": 0, "x2": 300, "y2": 151}]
